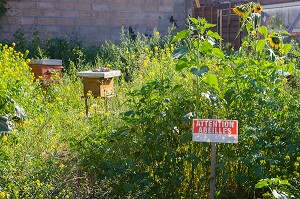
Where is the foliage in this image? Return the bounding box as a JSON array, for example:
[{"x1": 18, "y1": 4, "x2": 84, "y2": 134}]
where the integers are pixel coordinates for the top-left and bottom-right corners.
[
  {"x1": 255, "y1": 177, "x2": 292, "y2": 198},
  {"x1": 0, "y1": 2, "x2": 300, "y2": 198}
]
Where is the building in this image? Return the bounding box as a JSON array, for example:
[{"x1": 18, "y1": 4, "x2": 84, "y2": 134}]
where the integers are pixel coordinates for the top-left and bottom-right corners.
[
  {"x1": 0, "y1": 0, "x2": 299, "y2": 44},
  {"x1": 0, "y1": 0, "x2": 193, "y2": 43}
]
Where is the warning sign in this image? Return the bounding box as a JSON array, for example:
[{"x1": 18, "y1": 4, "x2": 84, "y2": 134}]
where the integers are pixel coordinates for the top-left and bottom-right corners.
[{"x1": 192, "y1": 119, "x2": 238, "y2": 143}]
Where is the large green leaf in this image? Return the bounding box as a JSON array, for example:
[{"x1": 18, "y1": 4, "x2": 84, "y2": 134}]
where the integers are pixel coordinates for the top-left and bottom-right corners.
[
  {"x1": 255, "y1": 180, "x2": 269, "y2": 189},
  {"x1": 199, "y1": 40, "x2": 213, "y2": 54},
  {"x1": 172, "y1": 30, "x2": 189, "y2": 43},
  {"x1": 176, "y1": 58, "x2": 190, "y2": 71},
  {"x1": 258, "y1": 26, "x2": 268, "y2": 38},
  {"x1": 292, "y1": 50, "x2": 300, "y2": 57},
  {"x1": 190, "y1": 65, "x2": 209, "y2": 77},
  {"x1": 0, "y1": 116, "x2": 11, "y2": 132},
  {"x1": 282, "y1": 44, "x2": 292, "y2": 55},
  {"x1": 212, "y1": 48, "x2": 224, "y2": 59},
  {"x1": 224, "y1": 89, "x2": 236, "y2": 107},
  {"x1": 123, "y1": 183, "x2": 135, "y2": 192},
  {"x1": 207, "y1": 30, "x2": 222, "y2": 40},
  {"x1": 256, "y1": 39, "x2": 265, "y2": 53},
  {"x1": 204, "y1": 23, "x2": 216, "y2": 30},
  {"x1": 173, "y1": 46, "x2": 188, "y2": 59},
  {"x1": 203, "y1": 74, "x2": 220, "y2": 92},
  {"x1": 189, "y1": 17, "x2": 199, "y2": 25}
]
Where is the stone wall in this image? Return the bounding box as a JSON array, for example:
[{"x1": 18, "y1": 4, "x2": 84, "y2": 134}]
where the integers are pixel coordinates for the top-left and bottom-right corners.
[{"x1": 0, "y1": 0, "x2": 191, "y2": 43}]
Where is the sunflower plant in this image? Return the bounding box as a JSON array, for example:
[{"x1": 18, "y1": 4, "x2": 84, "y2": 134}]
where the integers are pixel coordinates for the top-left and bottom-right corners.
[
  {"x1": 234, "y1": 3, "x2": 295, "y2": 66},
  {"x1": 233, "y1": 2, "x2": 263, "y2": 36}
]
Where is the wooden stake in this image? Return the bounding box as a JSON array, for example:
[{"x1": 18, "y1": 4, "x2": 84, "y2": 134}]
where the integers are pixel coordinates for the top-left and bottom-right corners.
[
  {"x1": 210, "y1": 115, "x2": 217, "y2": 199},
  {"x1": 195, "y1": 0, "x2": 200, "y2": 8}
]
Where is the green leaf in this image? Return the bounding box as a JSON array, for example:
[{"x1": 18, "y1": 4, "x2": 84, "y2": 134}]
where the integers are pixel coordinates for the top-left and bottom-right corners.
[
  {"x1": 283, "y1": 44, "x2": 292, "y2": 55},
  {"x1": 176, "y1": 58, "x2": 190, "y2": 71},
  {"x1": 292, "y1": 50, "x2": 300, "y2": 57},
  {"x1": 124, "y1": 110, "x2": 135, "y2": 117},
  {"x1": 207, "y1": 30, "x2": 222, "y2": 40},
  {"x1": 199, "y1": 40, "x2": 213, "y2": 54},
  {"x1": 224, "y1": 89, "x2": 236, "y2": 107},
  {"x1": 172, "y1": 30, "x2": 189, "y2": 43},
  {"x1": 281, "y1": 30, "x2": 290, "y2": 35},
  {"x1": 256, "y1": 40, "x2": 265, "y2": 53},
  {"x1": 258, "y1": 26, "x2": 268, "y2": 38},
  {"x1": 204, "y1": 23, "x2": 216, "y2": 29},
  {"x1": 203, "y1": 74, "x2": 219, "y2": 92},
  {"x1": 246, "y1": 110, "x2": 255, "y2": 117},
  {"x1": 173, "y1": 46, "x2": 188, "y2": 59},
  {"x1": 123, "y1": 183, "x2": 135, "y2": 192},
  {"x1": 190, "y1": 65, "x2": 209, "y2": 77},
  {"x1": 279, "y1": 180, "x2": 290, "y2": 186},
  {"x1": 0, "y1": 116, "x2": 12, "y2": 132},
  {"x1": 212, "y1": 48, "x2": 224, "y2": 58},
  {"x1": 180, "y1": 133, "x2": 192, "y2": 143},
  {"x1": 0, "y1": 119, "x2": 10, "y2": 132},
  {"x1": 251, "y1": 165, "x2": 263, "y2": 176},
  {"x1": 189, "y1": 17, "x2": 199, "y2": 25},
  {"x1": 255, "y1": 180, "x2": 269, "y2": 189}
]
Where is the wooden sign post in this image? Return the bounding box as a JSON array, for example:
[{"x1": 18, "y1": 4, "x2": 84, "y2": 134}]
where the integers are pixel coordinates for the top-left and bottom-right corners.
[{"x1": 192, "y1": 116, "x2": 238, "y2": 199}]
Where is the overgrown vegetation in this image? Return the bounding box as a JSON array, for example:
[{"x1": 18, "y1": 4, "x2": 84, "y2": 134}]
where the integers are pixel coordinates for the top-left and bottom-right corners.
[{"x1": 0, "y1": 2, "x2": 300, "y2": 198}]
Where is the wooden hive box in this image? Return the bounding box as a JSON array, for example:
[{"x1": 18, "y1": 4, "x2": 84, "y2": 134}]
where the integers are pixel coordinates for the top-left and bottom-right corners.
[
  {"x1": 76, "y1": 70, "x2": 121, "y2": 98},
  {"x1": 29, "y1": 59, "x2": 63, "y2": 82}
]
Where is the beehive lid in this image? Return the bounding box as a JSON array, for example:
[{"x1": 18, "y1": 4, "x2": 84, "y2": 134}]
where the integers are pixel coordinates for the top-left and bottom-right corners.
[
  {"x1": 29, "y1": 59, "x2": 62, "y2": 65},
  {"x1": 76, "y1": 70, "x2": 122, "y2": 78}
]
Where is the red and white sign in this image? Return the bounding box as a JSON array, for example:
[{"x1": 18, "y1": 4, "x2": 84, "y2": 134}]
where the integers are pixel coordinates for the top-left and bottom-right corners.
[{"x1": 193, "y1": 119, "x2": 238, "y2": 143}]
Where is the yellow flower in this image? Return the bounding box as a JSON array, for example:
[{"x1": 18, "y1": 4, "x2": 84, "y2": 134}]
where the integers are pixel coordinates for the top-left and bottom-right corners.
[
  {"x1": 292, "y1": 58, "x2": 297, "y2": 63},
  {"x1": 12, "y1": 42, "x2": 16, "y2": 46},
  {"x1": 233, "y1": 5, "x2": 247, "y2": 17},
  {"x1": 251, "y1": 30, "x2": 256, "y2": 35},
  {"x1": 260, "y1": 160, "x2": 266, "y2": 165},
  {"x1": 0, "y1": 192, "x2": 5, "y2": 199},
  {"x1": 214, "y1": 65, "x2": 219, "y2": 71},
  {"x1": 154, "y1": 46, "x2": 158, "y2": 51},
  {"x1": 254, "y1": 4, "x2": 263, "y2": 13},
  {"x1": 155, "y1": 31, "x2": 160, "y2": 36},
  {"x1": 284, "y1": 155, "x2": 290, "y2": 162},
  {"x1": 131, "y1": 54, "x2": 135, "y2": 59},
  {"x1": 267, "y1": 33, "x2": 281, "y2": 49},
  {"x1": 36, "y1": 179, "x2": 42, "y2": 187},
  {"x1": 59, "y1": 163, "x2": 66, "y2": 169},
  {"x1": 2, "y1": 136, "x2": 7, "y2": 143}
]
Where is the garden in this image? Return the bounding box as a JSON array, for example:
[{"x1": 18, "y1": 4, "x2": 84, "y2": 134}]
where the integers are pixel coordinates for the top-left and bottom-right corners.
[{"x1": 0, "y1": 2, "x2": 300, "y2": 198}]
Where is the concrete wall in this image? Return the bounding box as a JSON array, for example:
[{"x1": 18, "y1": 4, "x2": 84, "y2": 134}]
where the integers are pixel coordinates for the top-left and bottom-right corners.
[{"x1": 0, "y1": 0, "x2": 191, "y2": 43}]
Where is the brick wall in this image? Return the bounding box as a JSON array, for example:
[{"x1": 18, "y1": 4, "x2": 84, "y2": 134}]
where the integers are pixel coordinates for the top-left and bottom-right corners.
[{"x1": 0, "y1": 0, "x2": 191, "y2": 43}]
